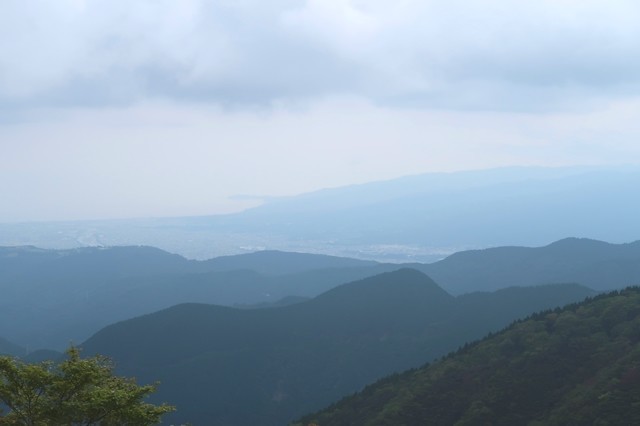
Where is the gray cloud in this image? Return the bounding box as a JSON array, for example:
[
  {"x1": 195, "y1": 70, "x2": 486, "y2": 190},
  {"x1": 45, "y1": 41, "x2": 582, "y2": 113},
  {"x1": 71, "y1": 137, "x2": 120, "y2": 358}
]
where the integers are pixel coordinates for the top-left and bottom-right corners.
[{"x1": 1, "y1": 0, "x2": 639, "y2": 111}]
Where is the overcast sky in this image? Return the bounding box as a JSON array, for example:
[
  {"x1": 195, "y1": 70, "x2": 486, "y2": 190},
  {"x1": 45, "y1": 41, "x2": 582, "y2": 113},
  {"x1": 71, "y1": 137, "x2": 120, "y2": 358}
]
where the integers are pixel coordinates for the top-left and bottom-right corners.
[{"x1": 2, "y1": 0, "x2": 640, "y2": 222}]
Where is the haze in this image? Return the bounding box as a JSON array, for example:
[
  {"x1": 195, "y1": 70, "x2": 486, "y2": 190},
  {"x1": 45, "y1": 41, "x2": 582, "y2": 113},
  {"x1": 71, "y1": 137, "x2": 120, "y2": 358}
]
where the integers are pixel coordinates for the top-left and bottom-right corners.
[{"x1": 2, "y1": 0, "x2": 640, "y2": 222}]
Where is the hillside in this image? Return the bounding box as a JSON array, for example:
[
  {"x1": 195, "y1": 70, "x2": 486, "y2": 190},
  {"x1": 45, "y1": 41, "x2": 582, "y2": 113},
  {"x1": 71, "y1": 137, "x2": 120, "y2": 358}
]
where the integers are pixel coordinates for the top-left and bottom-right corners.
[
  {"x1": 81, "y1": 270, "x2": 595, "y2": 425},
  {"x1": 419, "y1": 238, "x2": 640, "y2": 294},
  {"x1": 199, "y1": 250, "x2": 377, "y2": 275},
  {"x1": 0, "y1": 246, "x2": 383, "y2": 349},
  {"x1": 3, "y1": 238, "x2": 640, "y2": 350},
  {"x1": 298, "y1": 287, "x2": 640, "y2": 426}
]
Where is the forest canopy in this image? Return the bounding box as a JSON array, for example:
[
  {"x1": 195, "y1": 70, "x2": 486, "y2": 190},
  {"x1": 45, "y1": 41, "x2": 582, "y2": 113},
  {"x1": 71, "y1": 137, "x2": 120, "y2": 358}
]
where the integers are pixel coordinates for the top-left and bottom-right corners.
[{"x1": 0, "y1": 347, "x2": 174, "y2": 425}]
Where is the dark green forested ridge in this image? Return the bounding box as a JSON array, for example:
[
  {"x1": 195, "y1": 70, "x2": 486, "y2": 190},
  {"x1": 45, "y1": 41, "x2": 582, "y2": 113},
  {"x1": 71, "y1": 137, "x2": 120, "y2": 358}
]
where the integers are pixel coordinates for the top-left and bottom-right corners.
[
  {"x1": 81, "y1": 269, "x2": 596, "y2": 425},
  {"x1": 297, "y1": 287, "x2": 640, "y2": 426},
  {"x1": 0, "y1": 246, "x2": 387, "y2": 349}
]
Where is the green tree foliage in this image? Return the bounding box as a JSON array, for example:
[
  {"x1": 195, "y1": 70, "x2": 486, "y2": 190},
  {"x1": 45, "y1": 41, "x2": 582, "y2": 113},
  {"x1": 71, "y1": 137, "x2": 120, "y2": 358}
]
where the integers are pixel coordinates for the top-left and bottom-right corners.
[
  {"x1": 0, "y1": 347, "x2": 174, "y2": 425},
  {"x1": 297, "y1": 287, "x2": 640, "y2": 426}
]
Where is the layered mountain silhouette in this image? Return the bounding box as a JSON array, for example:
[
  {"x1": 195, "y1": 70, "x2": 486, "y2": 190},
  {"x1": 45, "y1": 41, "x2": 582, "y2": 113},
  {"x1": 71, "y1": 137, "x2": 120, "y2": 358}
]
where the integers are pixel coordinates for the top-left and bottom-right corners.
[
  {"x1": 214, "y1": 166, "x2": 640, "y2": 250},
  {"x1": 81, "y1": 269, "x2": 595, "y2": 425},
  {"x1": 418, "y1": 237, "x2": 640, "y2": 294},
  {"x1": 200, "y1": 250, "x2": 377, "y2": 275},
  {"x1": 3, "y1": 166, "x2": 640, "y2": 262},
  {"x1": 0, "y1": 246, "x2": 383, "y2": 349},
  {"x1": 298, "y1": 287, "x2": 640, "y2": 426},
  {"x1": 3, "y1": 238, "x2": 640, "y2": 350}
]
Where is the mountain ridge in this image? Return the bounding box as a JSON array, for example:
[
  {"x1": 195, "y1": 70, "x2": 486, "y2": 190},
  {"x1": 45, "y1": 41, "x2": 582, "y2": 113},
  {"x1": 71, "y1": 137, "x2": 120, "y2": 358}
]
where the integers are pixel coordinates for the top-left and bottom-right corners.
[
  {"x1": 80, "y1": 269, "x2": 596, "y2": 425},
  {"x1": 297, "y1": 287, "x2": 640, "y2": 426},
  {"x1": 4, "y1": 237, "x2": 640, "y2": 349}
]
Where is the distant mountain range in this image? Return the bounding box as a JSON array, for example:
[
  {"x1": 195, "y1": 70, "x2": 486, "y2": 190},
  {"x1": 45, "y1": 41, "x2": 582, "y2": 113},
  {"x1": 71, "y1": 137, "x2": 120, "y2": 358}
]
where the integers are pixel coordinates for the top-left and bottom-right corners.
[
  {"x1": 2, "y1": 237, "x2": 640, "y2": 350},
  {"x1": 81, "y1": 269, "x2": 596, "y2": 425},
  {"x1": 298, "y1": 287, "x2": 640, "y2": 426},
  {"x1": 417, "y1": 237, "x2": 640, "y2": 294},
  {"x1": 2, "y1": 166, "x2": 640, "y2": 261},
  {"x1": 0, "y1": 245, "x2": 385, "y2": 349},
  {"x1": 223, "y1": 166, "x2": 640, "y2": 250},
  {"x1": 2, "y1": 166, "x2": 638, "y2": 424}
]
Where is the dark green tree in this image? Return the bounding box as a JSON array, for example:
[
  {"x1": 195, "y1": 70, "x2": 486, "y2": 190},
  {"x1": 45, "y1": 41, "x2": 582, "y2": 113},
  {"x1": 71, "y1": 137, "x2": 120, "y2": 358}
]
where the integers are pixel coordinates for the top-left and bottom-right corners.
[{"x1": 0, "y1": 347, "x2": 174, "y2": 425}]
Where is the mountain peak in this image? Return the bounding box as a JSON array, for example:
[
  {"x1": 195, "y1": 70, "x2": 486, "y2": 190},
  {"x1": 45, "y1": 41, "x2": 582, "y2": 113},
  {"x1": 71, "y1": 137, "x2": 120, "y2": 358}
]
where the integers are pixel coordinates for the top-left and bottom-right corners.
[{"x1": 312, "y1": 268, "x2": 454, "y2": 308}]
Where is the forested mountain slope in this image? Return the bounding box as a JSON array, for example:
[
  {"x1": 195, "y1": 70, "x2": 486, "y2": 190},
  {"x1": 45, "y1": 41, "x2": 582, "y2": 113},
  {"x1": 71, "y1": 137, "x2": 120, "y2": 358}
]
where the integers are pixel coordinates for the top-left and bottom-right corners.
[
  {"x1": 81, "y1": 270, "x2": 595, "y2": 425},
  {"x1": 298, "y1": 287, "x2": 640, "y2": 426},
  {"x1": 0, "y1": 246, "x2": 383, "y2": 349}
]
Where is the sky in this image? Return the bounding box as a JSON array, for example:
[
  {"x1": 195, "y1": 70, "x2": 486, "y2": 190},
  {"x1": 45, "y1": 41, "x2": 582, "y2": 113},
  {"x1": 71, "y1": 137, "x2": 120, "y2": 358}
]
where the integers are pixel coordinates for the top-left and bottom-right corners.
[{"x1": 1, "y1": 0, "x2": 640, "y2": 222}]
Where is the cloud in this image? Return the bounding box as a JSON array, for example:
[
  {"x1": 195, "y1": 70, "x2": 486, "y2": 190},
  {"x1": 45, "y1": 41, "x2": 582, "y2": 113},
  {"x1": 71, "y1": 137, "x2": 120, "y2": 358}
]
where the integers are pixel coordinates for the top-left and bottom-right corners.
[
  {"x1": 2, "y1": 95, "x2": 640, "y2": 222},
  {"x1": 1, "y1": 0, "x2": 640, "y2": 111}
]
